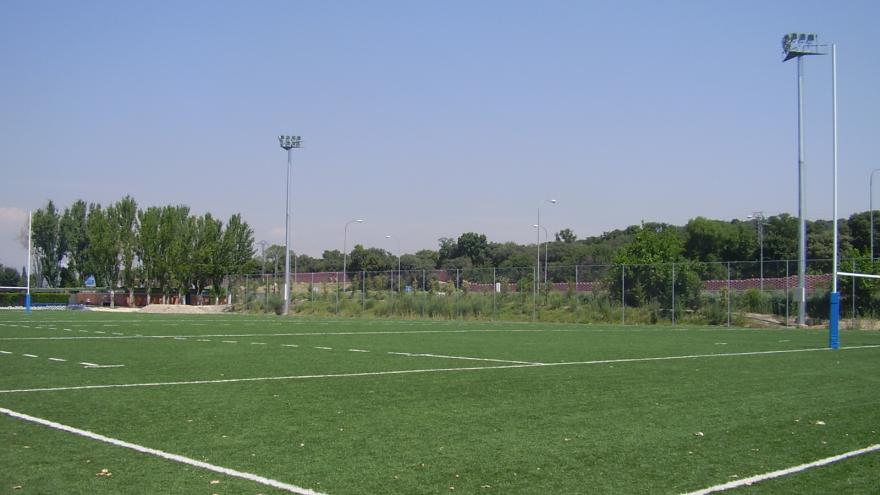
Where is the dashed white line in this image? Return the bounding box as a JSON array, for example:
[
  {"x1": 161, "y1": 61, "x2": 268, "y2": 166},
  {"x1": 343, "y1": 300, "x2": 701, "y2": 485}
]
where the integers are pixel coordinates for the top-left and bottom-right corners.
[
  {"x1": 348, "y1": 349, "x2": 369, "y2": 353},
  {"x1": 0, "y1": 407, "x2": 326, "y2": 495},
  {"x1": 282, "y1": 344, "x2": 299, "y2": 348},
  {"x1": 94, "y1": 331, "x2": 106, "y2": 334},
  {"x1": 222, "y1": 340, "x2": 237, "y2": 344},
  {"x1": 315, "y1": 346, "x2": 333, "y2": 350},
  {"x1": 80, "y1": 362, "x2": 99, "y2": 366},
  {"x1": 250, "y1": 342, "x2": 267, "y2": 345},
  {"x1": 197, "y1": 339, "x2": 212, "y2": 342},
  {"x1": 48, "y1": 358, "x2": 66, "y2": 362},
  {"x1": 23, "y1": 354, "x2": 38, "y2": 358},
  {"x1": 0, "y1": 350, "x2": 11, "y2": 355},
  {"x1": 3, "y1": 345, "x2": 877, "y2": 395}
]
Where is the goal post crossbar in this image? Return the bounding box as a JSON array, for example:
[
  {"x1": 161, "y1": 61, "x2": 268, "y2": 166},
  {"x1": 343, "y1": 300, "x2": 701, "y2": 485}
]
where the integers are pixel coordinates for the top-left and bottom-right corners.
[{"x1": 837, "y1": 271, "x2": 880, "y2": 280}]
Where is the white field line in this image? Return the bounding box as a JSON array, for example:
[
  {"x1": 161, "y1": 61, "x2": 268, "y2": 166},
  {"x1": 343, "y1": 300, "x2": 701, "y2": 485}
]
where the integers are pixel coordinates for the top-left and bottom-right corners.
[
  {"x1": 680, "y1": 444, "x2": 880, "y2": 495},
  {"x1": 348, "y1": 349, "x2": 369, "y2": 352},
  {"x1": 2, "y1": 345, "x2": 878, "y2": 395},
  {"x1": 387, "y1": 351, "x2": 542, "y2": 365},
  {"x1": 315, "y1": 346, "x2": 333, "y2": 350},
  {"x1": 23, "y1": 354, "x2": 38, "y2": 358},
  {"x1": 47, "y1": 357, "x2": 66, "y2": 362},
  {"x1": 83, "y1": 364, "x2": 125, "y2": 369},
  {"x1": 0, "y1": 350, "x2": 11, "y2": 354},
  {"x1": 0, "y1": 407, "x2": 327, "y2": 495},
  {"x1": 0, "y1": 328, "x2": 577, "y2": 342},
  {"x1": 79, "y1": 362, "x2": 99, "y2": 366}
]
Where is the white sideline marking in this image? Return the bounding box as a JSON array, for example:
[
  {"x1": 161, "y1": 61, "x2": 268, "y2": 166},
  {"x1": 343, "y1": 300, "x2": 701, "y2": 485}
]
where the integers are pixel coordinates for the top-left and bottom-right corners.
[
  {"x1": 680, "y1": 444, "x2": 880, "y2": 494},
  {"x1": 23, "y1": 354, "x2": 38, "y2": 358},
  {"x1": 2, "y1": 345, "x2": 878, "y2": 395},
  {"x1": 0, "y1": 407, "x2": 327, "y2": 495},
  {"x1": 388, "y1": 351, "x2": 542, "y2": 365},
  {"x1": 48, "y1": 358, "x2": 66, "y2": 362}
]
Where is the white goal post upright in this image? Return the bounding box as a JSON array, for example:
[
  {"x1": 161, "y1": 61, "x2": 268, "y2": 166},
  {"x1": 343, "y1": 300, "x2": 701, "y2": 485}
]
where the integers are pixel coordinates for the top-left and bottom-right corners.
[
  {"x1": 829, "y1": 43, "x2": 840, "y2": 349},
  {"x1": 25, "y1": 210, "x2": 32, "y2": 314}
]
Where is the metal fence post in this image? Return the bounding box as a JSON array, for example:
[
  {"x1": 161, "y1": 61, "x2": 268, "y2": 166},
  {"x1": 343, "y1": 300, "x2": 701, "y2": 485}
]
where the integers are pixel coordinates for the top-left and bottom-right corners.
[
  {"x1": 492, "y1": 267, "x2": 497, "y2": 321},
  {"x1": 852, "y1": 258, "x2": 856, "y2": 328},
  {"x1": 574, "y1": 264, "x2": 579, "y2": 323},
  {"x1": 671, "y1": 262, "x2": 676, "y2": 326},
  {"x1": 362, "y1": 271, "x2": 366, "y2": 313},
  {"x1": 785, "y1": 260, "x2": 790, "y2": 327},
  {"x1": 727, "y1": 262, "x2": 731, "y2": 327},
  {"x1": 621, "y1": 264, "x2": 626, "y2": 325}
]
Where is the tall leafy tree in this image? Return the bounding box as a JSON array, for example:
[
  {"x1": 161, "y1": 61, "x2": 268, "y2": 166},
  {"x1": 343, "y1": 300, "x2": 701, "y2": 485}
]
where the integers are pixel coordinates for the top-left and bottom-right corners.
[
  {"x1": 113, "y1": 196, "x2": 139, "y2": 302},
  {"x1": 83, "y1": 203, "x2": 119, "y2": 294},
  {"x1": 60, "y1": 200, "x2": 88, "y2": 286},
  {"x1": 136, "y1": 206, "x2": 162, "y2": 304},
  {"x1": 31, "y1": 200, "x2": 65, "y2": 287}
]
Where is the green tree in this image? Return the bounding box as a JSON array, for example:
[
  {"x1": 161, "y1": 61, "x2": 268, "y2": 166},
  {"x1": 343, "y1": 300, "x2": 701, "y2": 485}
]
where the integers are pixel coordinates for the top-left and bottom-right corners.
[
  {"x1": 555, "y1": 228, "x2": 577, "y2": 243},
  {"x1": 136, "y1": 206, "x2": 162, "y2": 304},
  {"x1": 82, "y1": 203, "x2": 119, "y2": 294},
  {"x1": 31, "y1": 200, "x2": 65, "y2": 287},
  {"x1": 113, "y1": 196, "x2": 139, "y2": 303},
  {"x1": 59, "y1": 200, "x2": 88, "y2": 286},
  {"x1": 0, "y1": 263, "x2": 21, "y2": 286}
]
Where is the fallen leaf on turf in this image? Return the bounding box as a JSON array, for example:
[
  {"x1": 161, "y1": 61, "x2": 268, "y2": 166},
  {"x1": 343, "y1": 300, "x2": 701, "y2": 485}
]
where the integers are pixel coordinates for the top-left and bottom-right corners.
[
  {"x1": 210, "y1": 480, "x2": 220, "y2": 484},
  {"x1": 694, "y1": 432, "x2": 704, "y2": 437},
  {"x1": 813, "y1": 420, "x2": 826, "y2": 426}
]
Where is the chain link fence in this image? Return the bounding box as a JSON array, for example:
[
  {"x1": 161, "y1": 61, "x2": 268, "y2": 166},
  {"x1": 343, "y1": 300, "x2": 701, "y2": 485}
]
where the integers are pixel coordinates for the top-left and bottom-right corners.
[{"x1": 231, "y1": 258, "x2": 878, "y2": 327}]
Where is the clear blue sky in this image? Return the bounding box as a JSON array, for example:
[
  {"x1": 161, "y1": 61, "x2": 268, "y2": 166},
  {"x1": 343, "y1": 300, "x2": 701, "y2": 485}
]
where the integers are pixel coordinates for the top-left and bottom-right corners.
[{"x1": 2, "y1": 0, "x2": 879, "y2": 267}]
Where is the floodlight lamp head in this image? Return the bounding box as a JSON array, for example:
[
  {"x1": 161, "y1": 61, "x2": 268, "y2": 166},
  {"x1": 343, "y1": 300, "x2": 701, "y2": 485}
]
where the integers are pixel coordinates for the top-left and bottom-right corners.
[
  {"x1": 550, "y1": 199, "x2": 557, "y2": 204},
  {"x1": 782, "y1": 32, "x2": 825, "y2": 61},
  {"x1": 278, "y1": 135, "x2": 302, "y2": 150},
  {"x1": 356, "y1": 219, "x2": 364, "y2": 223}
]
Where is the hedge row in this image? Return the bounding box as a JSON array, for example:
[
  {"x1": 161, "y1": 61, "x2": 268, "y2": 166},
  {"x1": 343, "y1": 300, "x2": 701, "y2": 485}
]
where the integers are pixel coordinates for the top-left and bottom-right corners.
[{"x1": 0, "y1": 293, "x2": 70, "y2": 307}]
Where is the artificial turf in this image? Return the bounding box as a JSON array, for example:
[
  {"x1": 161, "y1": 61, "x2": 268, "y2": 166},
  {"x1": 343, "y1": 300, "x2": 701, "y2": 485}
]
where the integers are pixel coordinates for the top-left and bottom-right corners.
[{"x1": 1, "y1": 311, "x2": 878, "y2": 494}]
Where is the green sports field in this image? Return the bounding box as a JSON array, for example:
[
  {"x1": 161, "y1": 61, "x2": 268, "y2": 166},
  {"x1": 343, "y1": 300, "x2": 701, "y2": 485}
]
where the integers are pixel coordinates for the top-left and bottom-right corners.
[{"x1": 1, "y1": 312, "x2": 878, "y2": 494}]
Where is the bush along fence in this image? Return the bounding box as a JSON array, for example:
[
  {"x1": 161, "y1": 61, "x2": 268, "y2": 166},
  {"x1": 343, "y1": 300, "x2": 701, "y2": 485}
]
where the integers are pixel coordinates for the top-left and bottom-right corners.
[{"x1": 232, "y1": 258, "x2": 879, "y2": 327}]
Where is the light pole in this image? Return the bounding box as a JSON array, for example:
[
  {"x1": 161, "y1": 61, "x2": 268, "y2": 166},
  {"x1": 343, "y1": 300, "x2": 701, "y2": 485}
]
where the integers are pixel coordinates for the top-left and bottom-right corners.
[
  {"x1": 782, "y1": 33, "x2": 824, "y2": 327},
  {"x1": 870, "y1": 169, "x2": 880, "y2": 261},
  {"x1": 278, "y1": 135, "x2": 301, "y2": 316},
  {"x1": 533, "y1": 224, "x2": 549, "y2": 285},
  {"x1": 385, "y1": 235, "x2": 401, "y2": 292},
  {"x1": 258, "y1": 240, "x2": 268, "y2": 306},
  {"x1": 746, "y1": 212, "x2": 765, "y2": 291},
  {"x1": 535, "y1": 199, "x2": 557, "y2": 320},
  {"x1": 338, "y1": 219, "x2": 364, "y2": 313}
]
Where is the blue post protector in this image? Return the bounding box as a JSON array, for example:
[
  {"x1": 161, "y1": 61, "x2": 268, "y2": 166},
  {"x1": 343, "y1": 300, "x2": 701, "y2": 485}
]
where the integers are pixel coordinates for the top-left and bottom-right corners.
[
  {"x1": 828, "y1": 291, "x2": 840, "y2": 349},
  {"x1": 24, "y1": 293, "x2": 32, "y2": 314}
]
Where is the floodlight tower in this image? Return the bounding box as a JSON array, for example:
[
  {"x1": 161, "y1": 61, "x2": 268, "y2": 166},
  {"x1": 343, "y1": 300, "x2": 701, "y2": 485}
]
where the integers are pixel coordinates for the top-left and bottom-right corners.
[
  {"x1": 338, "y1": 219, "x2": 364, "y2": 313},
  {"x1": 782, "y1": 33, "x2": 824, "y2": 327},
  {"x1": 279, "y1": 135, "x2": 302, "y2": 316},
  {"x1": 870, "y1": 168, "x2": 880, "y2": 260}
]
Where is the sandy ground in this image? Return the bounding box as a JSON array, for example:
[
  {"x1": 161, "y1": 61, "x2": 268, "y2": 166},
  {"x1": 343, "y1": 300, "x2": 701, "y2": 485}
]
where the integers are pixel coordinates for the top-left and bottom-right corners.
[{"x1": 90, "y1": 304, "x2": 232, "y2": 314}]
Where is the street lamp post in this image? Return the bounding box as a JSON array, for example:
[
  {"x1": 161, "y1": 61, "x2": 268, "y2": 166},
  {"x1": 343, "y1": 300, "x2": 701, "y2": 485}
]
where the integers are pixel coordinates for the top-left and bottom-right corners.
[
  {"x1": 782, "y1": 33, "x2": 824, "y2": 327},
  {"x1": 278, "y1": 135, "x2": 301, "y2": 316},
  {"x1": 385, "y1": 235, "x2": 401, "y2": 293},
  {"x1": 870, "y1": 169, "x2": 880, "y2": 261},
  {"x1": 338, "y1": 219, "x2": 364, "y2": 313},
  {"x1": 746, "y1": 212, "x2": 765, "y2": 291},
  {"x1": 533, "y1": 224, "x2": 549, "y2": 285},
  {"x1": 534, "y1": 199, "x2": 557, "y2": 320}
]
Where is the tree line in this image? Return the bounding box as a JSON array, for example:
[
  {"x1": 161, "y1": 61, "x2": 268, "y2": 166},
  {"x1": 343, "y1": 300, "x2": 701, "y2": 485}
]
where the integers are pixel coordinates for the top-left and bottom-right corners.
[
  {"x1": 28, "y1": 197, "x2": 255, "y2": 303},
  {"x1": 257, "y1": 212, "x2": 875, "y2": 277}
]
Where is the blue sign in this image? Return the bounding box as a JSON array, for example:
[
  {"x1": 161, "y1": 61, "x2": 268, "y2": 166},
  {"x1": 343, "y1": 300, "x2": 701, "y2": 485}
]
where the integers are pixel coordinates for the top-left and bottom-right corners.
[{"x1": 85, "y1": 275, "x2": 96, "y2": 288}]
